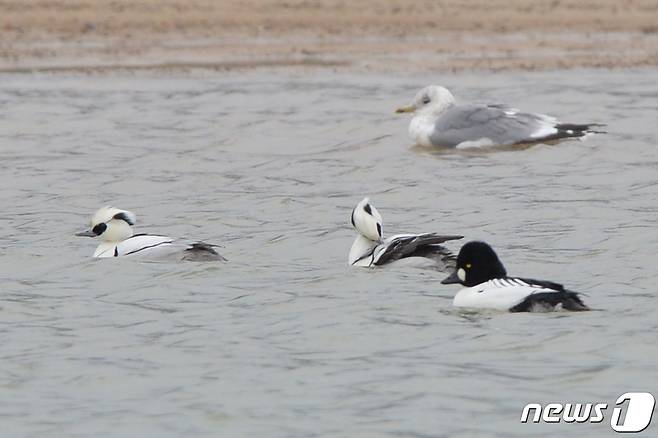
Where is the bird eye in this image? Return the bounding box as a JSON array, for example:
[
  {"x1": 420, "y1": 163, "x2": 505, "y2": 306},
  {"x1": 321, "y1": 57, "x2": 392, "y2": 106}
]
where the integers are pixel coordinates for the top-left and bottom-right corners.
[
  {"x1": 422, "y1": 96, "x2": 431, "y2": 104},
  {"x1": 364, "y1": 204, "x2": 372, "y2": 215},
  {"x1": 465, "y1": 263, "x2": 472, "y2": 269},
  {"x1": 92, "y1": 223, "x2": 107, "y2": 235}
]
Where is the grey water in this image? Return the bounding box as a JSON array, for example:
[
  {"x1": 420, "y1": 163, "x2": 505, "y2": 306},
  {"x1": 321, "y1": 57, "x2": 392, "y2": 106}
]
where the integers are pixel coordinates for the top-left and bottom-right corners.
[{"x1": 1, "y1": 69, "x2": 657, "y2": 437}]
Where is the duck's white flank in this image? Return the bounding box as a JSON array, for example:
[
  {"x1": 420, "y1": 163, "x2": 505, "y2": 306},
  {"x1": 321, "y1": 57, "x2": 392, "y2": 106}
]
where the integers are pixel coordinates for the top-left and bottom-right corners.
[
  {"x1": 93, "y1": 235, "x2": 174, "y2": 258},
  {"x1": 453, "y1": 278, "x2": 561, "y2": 310}
]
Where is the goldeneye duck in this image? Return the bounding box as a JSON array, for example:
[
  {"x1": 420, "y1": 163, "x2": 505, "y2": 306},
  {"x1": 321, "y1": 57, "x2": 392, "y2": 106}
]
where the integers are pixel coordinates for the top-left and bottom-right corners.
[
  {"x1": 75, "y1": 206, "x2": 226, "y2": 261},
  {"x1": 349, "y1": 197, "x2": 463, "y2": 268},
  {"x1": 441, "y1": 241, "x2": 589, "y2": 312},
  {"x1": 395, "y1": 85, "x2": 604, "y2": 148}
]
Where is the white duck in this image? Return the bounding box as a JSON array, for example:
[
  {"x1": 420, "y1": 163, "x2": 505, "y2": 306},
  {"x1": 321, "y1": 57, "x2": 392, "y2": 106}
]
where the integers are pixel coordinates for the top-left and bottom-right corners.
[
  {"x1": 349, "y1": 197, "x2": 462, "y2": 268},
  {"x1": 76, "y1": 206, "x2": 225, "y2": 261}
]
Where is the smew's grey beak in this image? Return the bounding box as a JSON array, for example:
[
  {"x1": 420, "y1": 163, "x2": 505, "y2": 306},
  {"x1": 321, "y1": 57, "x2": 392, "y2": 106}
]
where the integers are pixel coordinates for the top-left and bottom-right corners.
[{"x1": 75, "y1": 229, "x2": 96, "y2": 237}]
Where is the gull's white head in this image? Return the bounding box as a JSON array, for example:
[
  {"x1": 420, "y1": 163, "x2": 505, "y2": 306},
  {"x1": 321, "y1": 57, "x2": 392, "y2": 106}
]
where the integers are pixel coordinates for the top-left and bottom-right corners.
[
  {"x1": 350, "y1": 197, "x2": 383, "y2": 242},
  {"x1": 396, "y1": 85, "x2": 456, "y2": 117},
  {"x1": 76, "y1": 206, "x2": 136, "y2": 242}
]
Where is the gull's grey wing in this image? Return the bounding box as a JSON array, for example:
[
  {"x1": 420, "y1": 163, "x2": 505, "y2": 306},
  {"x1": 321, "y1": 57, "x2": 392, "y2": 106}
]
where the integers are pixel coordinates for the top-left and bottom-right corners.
[
  {"x1": 430, "y1": 104, "x2": 600, "y2": 147},
  {"x1": 373, "y1": 233, "x2": 462, "y2": 266},
  {"x1": 430, "y1": 104, "x2": 546, "y2": 147}
]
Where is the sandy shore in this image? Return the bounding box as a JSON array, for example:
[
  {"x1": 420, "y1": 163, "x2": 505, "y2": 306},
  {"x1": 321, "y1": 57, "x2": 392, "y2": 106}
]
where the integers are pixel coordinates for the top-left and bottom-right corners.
[{"x1": 2, "y1": 0, "x2": 658, "y2": 73}]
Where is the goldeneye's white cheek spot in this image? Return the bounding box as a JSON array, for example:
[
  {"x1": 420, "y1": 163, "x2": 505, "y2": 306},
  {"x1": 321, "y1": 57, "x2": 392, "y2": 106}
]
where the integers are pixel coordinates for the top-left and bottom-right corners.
[{"x1": 457, "y1": 268, "x2": 466, "y2": 282}]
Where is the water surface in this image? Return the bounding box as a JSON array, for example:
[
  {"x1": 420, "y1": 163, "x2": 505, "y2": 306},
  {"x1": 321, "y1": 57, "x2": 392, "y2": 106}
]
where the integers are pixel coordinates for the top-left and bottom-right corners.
[{"x1": 1, "y1": 69, "x2": 657, "y2": 437}]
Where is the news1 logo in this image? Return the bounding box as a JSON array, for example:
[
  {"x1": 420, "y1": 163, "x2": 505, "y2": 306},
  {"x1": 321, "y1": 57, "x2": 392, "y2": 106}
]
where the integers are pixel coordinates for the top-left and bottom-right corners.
[{"x1": 520, "y1": 392, "x2": 655, "y2": 432}]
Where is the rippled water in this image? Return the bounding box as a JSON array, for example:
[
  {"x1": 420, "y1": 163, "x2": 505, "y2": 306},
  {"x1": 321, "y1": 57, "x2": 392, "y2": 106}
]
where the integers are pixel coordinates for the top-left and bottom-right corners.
[{"x1": 1, "y1": 69, "x2": 657, "y2": 437}]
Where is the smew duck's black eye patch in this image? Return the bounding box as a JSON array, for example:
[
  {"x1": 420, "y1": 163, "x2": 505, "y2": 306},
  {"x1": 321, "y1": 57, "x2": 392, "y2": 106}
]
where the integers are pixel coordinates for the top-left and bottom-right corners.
[
  {"x1": 364, "y1": 204, "x2": 372, "y2": 215},
  {"x1": 92, "y1": 223, "x2": 107, "y2": 236}
]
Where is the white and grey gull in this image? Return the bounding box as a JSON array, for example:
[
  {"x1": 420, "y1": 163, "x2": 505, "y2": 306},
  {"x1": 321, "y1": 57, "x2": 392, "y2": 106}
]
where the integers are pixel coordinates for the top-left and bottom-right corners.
[
  {"x1": 76, "y1": 206, "x2": 226, "y2": 261},
  {"x1": 396, "y1": 85, "x2": 604, "y2": 148},
  {"x1": 349, "y1": 197, "x2": 462, "y2": 268}
]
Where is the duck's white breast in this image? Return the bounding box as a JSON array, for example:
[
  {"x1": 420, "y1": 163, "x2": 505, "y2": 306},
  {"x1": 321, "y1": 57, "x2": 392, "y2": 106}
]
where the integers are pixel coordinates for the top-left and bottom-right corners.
[{"x1": 349, "y1": 234, "x2": 378, "y2": 266}]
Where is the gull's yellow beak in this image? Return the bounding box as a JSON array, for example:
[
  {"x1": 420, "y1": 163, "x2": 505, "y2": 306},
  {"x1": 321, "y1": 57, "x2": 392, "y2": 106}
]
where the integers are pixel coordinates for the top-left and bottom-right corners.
[{"x1": 395, "y1": 105, "x2": 415, "y2": 114}]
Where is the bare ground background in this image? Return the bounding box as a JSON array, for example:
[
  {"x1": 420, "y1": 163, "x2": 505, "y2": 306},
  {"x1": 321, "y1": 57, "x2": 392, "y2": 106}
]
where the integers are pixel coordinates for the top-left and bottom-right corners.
[{"x1": 1, "y1": 0, "x2": 658, "y2": 72}]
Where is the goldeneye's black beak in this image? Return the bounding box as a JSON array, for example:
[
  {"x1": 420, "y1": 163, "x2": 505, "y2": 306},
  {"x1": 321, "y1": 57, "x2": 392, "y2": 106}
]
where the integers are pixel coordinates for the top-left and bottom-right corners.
[
  {"x1": 75, "y1": 229, "x2": 96, "y2": 237},
  {"x1": 441, "y1": 270, "x2": 461, "y2": 284}
]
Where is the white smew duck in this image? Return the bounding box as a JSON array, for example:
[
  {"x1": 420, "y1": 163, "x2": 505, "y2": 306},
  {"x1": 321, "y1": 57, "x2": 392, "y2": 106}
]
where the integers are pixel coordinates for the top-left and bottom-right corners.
[
  {"x1": 76, "y1": 206, "x2": 225, "y2": 261},
  {"x1": 349, "y1": 197, "x2": 462, "y2": 268}
]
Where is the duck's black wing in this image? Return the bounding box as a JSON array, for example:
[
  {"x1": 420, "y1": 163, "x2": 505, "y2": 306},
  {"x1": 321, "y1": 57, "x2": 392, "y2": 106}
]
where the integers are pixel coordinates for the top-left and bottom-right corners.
[
  {"x1": 372, "y1": 233, "x2": 462, "y2": 266},
  {"x1": 508, "y1": 277, "x2": 589, "y2": 312},
  {"x1": 183, "y1": 242, "x2": 227, "y2": 262}
]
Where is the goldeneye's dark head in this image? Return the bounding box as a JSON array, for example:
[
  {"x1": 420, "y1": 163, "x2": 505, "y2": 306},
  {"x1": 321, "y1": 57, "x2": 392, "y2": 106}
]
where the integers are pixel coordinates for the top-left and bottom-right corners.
[{"x1": 442, "y1": 241, "x2": 507, "y2": 287}]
